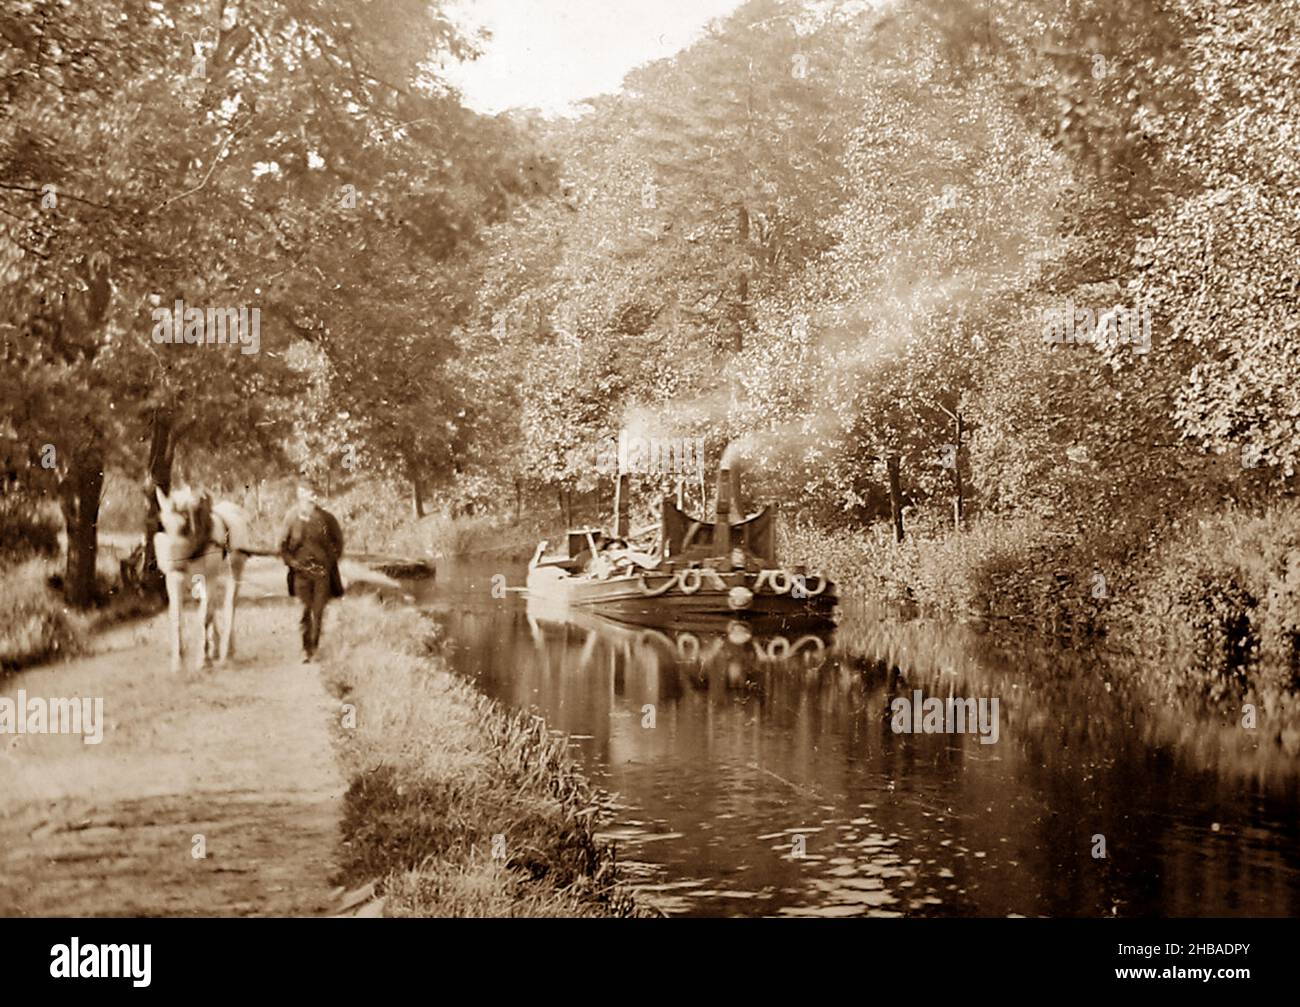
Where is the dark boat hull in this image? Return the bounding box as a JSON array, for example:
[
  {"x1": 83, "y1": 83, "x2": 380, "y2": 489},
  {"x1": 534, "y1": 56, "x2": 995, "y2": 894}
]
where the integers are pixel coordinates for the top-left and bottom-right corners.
[{"x1": 526, "y1": 566, "x2": 837, "y2": 630}]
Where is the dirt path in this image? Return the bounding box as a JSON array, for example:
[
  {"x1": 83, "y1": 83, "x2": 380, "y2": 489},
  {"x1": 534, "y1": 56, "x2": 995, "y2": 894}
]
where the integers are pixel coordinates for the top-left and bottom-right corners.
[{"x1": 0, "y1": 600, "x2": 347, "y2": 916}]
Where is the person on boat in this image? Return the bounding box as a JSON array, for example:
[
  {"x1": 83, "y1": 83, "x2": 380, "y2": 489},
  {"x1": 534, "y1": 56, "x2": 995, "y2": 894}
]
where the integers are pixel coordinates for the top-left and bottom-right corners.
[
  {"x1": 278, "y1": 481, "x2": 345, "y2": 662},
  {"x1": 569, "y1": 531, "x2": 604, "y2": 571}
]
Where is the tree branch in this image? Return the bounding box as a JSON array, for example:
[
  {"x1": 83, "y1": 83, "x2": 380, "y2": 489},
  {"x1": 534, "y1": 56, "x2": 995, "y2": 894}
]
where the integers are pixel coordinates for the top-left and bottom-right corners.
[
  {"x1": 0, "y1": 182, "x2": 116, "y2": 212},
  {"x1": 152, "y1": 117, "x2": 253, "y2": 215}
]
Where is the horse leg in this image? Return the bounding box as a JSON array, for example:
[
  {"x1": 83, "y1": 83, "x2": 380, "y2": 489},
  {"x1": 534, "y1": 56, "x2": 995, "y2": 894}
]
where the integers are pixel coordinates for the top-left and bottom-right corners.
[
  {"x1": 164, "y1": 570, "x2": 184, "y2": 673},
  {"x1": 195, "y1": 571, "x2": 213, "y2": 669},
  {"x1": 218, "y1": 558, "x2": 243, "y2": 665}
]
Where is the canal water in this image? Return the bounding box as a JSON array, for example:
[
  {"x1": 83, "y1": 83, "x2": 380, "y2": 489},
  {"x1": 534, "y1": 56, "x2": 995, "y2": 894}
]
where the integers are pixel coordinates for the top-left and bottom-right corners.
[{"x1": 412, "y1": 558, "x2": 1300, "y2": 918}]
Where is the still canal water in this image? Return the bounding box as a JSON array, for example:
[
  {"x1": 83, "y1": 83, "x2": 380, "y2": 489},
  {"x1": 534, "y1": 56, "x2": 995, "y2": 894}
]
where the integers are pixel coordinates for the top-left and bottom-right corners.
[{"x1": 414, "y1": 559, "x2": 1300, "y2": 918}]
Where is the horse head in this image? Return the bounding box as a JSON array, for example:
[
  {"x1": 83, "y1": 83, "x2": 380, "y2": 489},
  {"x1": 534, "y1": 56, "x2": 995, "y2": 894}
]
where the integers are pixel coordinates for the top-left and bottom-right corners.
[{"x1": 156, "y1": 485, "x2": 214, "y2": 550}]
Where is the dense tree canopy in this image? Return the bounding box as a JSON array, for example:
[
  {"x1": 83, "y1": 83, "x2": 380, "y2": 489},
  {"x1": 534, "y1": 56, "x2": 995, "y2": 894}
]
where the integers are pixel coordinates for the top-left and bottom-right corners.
[{"x1": 4, "y1": 0, "x2": 1297, "y2": 605}]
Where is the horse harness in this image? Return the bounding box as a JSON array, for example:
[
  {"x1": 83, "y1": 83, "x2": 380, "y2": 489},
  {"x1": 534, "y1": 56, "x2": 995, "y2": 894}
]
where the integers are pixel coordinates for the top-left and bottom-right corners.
[
  {"x1": 160, "y1": 510, "x2": 237, "y2": 574},
  {"x1": 186, "y1": 519, "x2": 235, "y2": 563}
]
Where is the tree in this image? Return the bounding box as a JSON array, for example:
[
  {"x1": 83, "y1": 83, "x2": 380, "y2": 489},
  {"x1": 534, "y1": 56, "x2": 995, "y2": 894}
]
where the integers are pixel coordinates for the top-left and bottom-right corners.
[{"x1": 2, "y1": 0, "x2": 555, "y2": 600}]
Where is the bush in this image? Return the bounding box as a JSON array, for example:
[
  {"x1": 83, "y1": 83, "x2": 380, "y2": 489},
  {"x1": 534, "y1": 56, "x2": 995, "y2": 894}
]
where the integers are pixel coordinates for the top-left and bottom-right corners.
[
  {"x1": 0, "y1": 560, "x2": 83, "y2": 671},
  {"x1": 0, "y1": 496, "x2": 60, "y2": 567},
  {"x1": 784, "y1": 513, "x2": 1106, "y2": 638},
  {"x1": 1119, "y1": 504, "x2": 1300, "y2": 699},
  {"x1": 96, "y1": 471, "x2": 149, "y2": 534}
]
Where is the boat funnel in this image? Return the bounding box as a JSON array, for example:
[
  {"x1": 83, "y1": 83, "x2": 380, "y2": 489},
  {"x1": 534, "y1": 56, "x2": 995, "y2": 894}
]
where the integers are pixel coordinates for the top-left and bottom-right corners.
[
  {"x1": 613, "y1": 471, "x2": 630, "y2": 537},
  {"x1": 714, "y1": 442, "x2": 742, "y2": 553}
]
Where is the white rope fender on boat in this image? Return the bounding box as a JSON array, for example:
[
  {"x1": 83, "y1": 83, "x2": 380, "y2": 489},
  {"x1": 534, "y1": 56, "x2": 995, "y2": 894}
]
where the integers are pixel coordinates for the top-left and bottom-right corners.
[
  {"x1": 759, "y1": 568, "x2": 791, "y2": 594},
  {"x1": 753, "y1": 569, "x2": 828, "y2": 597},
  {"x1": 636, "y1": 566, "x2": 819, "y2": 600},
  {"x1": 637, "y1": 573, "x2": 678, "y2": 596},
  {"x1": 798, "y1": 574, "x2": 828, "y2": 597},
  {"x1": 728, "y1": 585, "x2": 754, "y2": 610},
  {"x1": 793, "y1": 634, "x2": 827, "y2": 660}
]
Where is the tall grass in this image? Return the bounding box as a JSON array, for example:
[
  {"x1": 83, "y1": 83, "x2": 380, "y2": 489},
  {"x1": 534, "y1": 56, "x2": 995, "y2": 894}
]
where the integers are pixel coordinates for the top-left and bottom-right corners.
[
  {"x1": 786, "y1": 501, "x2": 1300, "y2": 715},
  {"x1": 784, "y1": 513, "x2": 1104, "y2": 637},
  {"x1": 1, "y1": 532, "x2": 162, "y2": 674},
  {"x1": 0, "y1": 559, "x2": 83, "y2": 671},
  {"x1": 0, "y1": 495, "x2": 60, "y2": 565},
  {"x1": 100, "y1": 467, "x2": 565, "y2": 563},
  {"x1": 321, "y1": 597, "x2": 643, "y2": 917},
  {"x1": 1115, "y1": 503, "x2": 1300, "y2": 703},
  {"x1": 205, "y1": 476, "x2": 555, "y2": 561}
]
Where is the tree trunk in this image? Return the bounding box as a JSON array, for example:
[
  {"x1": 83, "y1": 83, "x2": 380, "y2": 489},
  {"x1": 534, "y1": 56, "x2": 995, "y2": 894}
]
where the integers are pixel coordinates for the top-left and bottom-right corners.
[
  {"x1": 564, "y1": 487, "x2": 573, "y2": 528},
  {"x1": 886, "y1": 453, "x2": 905, "y2": 544},
  {"x1": 514, "y1": 476, "x2": 523, "y2": 525},
  {"x1": 952, "y1": 413, "x2": 965, "y2": 530},
  {"x1": 401, "y1": 448, "x2": 424, "y2": 518},
  {"x1": 60, "y1": 450, "x2": 104, "y2": 608},
  {"x1": 142, "y1": 407, "x2": 176, "y2": 598},
  {"x1": 734, "y1": 203, "x2": 750, "y2": 352},
  {"x1": 50, "y1": 253, "x2": 111, "y2": 608}
]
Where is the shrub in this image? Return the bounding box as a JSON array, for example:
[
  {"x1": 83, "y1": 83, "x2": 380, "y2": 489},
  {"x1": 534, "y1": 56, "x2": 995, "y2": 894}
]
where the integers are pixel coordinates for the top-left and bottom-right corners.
[
  {"x1": 0, "y1": 560, "x2": 82, "y2": 671},
  {"x1": 96, "y1": 471, "x2": 147, "y2": 534},
  {"x1": 0, "y1": 496, "x2": 60, "y2": 567},
  {"x1": 784, "y1": 514, "x2": 1105, "y2": 638},
  {"x1": 1119, "y1": 504, "x2": 1300, "y2": 698}
]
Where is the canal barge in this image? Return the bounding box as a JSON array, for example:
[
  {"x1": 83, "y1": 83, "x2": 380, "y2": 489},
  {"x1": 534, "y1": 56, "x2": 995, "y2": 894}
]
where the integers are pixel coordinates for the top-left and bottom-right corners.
[{"x1": 526, "y1": 445, "x2": 837, "y2": 628}]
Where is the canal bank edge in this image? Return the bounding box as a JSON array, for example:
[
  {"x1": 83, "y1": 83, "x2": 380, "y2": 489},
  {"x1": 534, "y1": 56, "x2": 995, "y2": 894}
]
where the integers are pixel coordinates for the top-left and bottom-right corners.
[{"x1": 320, "y1": 595, "x2": 645, "y2": 918}]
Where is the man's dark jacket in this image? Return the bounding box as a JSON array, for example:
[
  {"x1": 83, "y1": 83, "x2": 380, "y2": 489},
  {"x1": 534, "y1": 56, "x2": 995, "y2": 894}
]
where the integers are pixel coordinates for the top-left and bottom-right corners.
[{"x1": 279, "y1": 503, "x2": 345, "y2": 599}]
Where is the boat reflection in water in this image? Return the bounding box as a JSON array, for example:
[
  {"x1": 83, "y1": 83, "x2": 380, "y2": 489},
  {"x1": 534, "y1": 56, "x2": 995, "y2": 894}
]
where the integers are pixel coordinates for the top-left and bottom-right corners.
[{"x1": 516, "y1": 594, "x2": 898, "y2": 918}]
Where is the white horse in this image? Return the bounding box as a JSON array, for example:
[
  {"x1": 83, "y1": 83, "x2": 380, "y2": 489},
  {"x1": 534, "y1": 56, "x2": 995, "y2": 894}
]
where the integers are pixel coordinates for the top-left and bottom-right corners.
[{"x1": 154, "y1": 486, "x2": 251, "y2": 673}]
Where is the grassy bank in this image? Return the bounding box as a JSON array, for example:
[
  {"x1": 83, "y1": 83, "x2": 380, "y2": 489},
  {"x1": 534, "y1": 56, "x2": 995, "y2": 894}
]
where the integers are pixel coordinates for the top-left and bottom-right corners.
[
  {"x1": 0, "y1": 554, "x2": 160, "y2": 674},
  {"x1": 1117, "y1": 505, "x2": 1300, "y2": 702},
  {"x1": 0, "y1": 559, "x2": 84, "y2": 671},
  {"x1": 320, "y1": 597, "x2": 643, "y2": 917},
  {"x1": 785, "y1": 502, "x2": 1300, "y2": 722}
]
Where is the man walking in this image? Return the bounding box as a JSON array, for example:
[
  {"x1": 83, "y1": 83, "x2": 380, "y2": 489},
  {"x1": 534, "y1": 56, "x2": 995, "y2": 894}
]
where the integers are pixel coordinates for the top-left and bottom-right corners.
[{"x1": 278, "y1": 483, "x2": 345, "y2": 662}]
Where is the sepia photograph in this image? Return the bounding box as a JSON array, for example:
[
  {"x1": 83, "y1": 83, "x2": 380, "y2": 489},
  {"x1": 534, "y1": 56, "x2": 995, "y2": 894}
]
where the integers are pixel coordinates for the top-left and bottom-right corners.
[{"x1": 0, "y1": 0, "x2": 1295, "y2": 982}]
